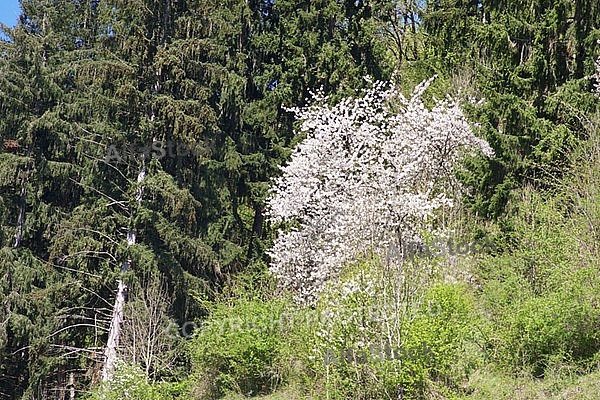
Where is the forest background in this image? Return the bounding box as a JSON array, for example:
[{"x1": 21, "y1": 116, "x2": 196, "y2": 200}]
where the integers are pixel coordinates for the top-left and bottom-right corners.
[{"x1": 1, "y1": 0, "x2": 600, "y2": 399}]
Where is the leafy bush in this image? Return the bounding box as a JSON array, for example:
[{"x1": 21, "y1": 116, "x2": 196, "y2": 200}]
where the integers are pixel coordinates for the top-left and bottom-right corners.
[
  {"x1": 85, "y1": 362, "x2": 187, "y2": 400},
  {"x1": 475, "y1": 187, "x2": 600, "y2": 376},
  {"x1": 187, "y1": 273, "x2": 288, "y2": 398},
  {"x1": 283, "y1": 256, "x2": 476, "y2": 399}
]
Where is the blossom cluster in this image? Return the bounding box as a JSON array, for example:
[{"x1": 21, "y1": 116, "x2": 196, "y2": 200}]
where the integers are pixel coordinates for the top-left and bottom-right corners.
[
  {"x1": 591, "y1": 40, "x2": 600, "y2": 96},
  {"x1": 266, "y1": 76, "x2": 494, "y2": 303},
  {"x1": 593, "y1": 59, "x2": 600, "y2": 96}
]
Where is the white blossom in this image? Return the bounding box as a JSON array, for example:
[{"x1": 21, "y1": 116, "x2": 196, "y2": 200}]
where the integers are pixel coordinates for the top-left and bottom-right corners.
[
  {"x1": 593, "y1": 45, "x2": 600, "y2": 96},
  {"x1": 266, "y1": 75, "x2": 494, "y2": 304}
]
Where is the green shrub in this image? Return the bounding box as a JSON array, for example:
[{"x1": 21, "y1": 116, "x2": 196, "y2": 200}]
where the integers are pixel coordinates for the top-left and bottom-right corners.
[
  {"x1": 286, "y1": 256, "x2": 476, "y2": 399},
  {"x1": 187, "y1": 288, "x2": 287, "y2": 398},
  {"x1": 475, "y1": 186, "x2": 600, "y2": 376},
  {"x1": 86, "y1": 362, "x2": 186, "y2": 400},
  {"x1": 478, "y1": 281, "x2": 600, "y2": 376}
]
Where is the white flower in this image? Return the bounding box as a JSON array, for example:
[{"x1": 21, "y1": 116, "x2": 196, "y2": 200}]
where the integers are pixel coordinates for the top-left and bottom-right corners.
[
  {"x1": 590, "y1": 40, "x2": 600, "y2": 97},
  {"x1": 267, "y1": 75, "x2": 494, "y2": 304}
]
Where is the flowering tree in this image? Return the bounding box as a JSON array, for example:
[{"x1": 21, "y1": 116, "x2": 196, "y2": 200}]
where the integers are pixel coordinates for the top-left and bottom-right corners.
[{"x1": 266, "y1": 76, "x2": 494, "y2": 303}]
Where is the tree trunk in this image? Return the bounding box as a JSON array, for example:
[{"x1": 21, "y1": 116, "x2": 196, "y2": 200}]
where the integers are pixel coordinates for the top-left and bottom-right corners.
[
  {"x1": 13, "y1": 182, "x2": 25, "y2": 248},
  {"x1": 101, "y1": 164, "x2": 146, "y2": 381}
]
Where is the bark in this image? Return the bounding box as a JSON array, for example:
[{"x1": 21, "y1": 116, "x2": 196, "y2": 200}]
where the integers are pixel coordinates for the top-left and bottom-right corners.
[
  {"x1": 101, "y1": 274, "x2": 128, "y2": 381},
  {"x1": 13, "y1": 182, "x2": 25, "y2": 248},
  {"x1": 68, "y1": 372, "x2": 75, "y2": 400},
  {"x1": 101, "y1": 164, "x2": 146, "y2": 381}
]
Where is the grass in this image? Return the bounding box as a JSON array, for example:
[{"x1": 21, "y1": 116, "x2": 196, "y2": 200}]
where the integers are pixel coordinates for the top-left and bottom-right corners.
[{"x1": 458, "y1": 365, "x2": 600, "y2": 400}]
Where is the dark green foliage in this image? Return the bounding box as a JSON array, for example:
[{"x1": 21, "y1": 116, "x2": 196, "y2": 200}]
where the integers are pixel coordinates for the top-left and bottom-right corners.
[{"x1": 418, "y1": 0, "x2": 600, "y2": 218}]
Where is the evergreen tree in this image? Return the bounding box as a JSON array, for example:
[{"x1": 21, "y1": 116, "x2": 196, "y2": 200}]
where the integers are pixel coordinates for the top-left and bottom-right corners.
[{"x1": 419, "y1": 0, "x2": 600, "y2": 217}]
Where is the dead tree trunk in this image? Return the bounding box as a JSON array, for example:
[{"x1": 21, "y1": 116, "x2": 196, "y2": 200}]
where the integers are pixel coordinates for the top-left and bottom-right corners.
[{"x1": 101, "y1": 164, "x2": 146, "y2": 381}]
